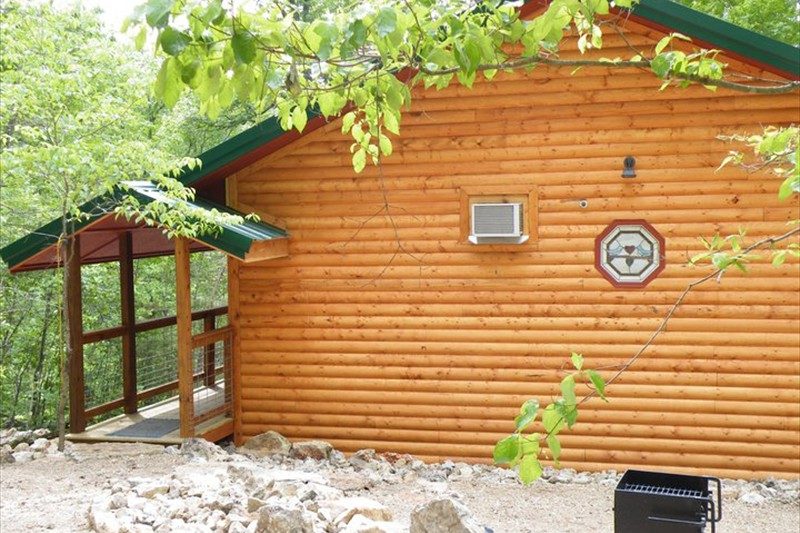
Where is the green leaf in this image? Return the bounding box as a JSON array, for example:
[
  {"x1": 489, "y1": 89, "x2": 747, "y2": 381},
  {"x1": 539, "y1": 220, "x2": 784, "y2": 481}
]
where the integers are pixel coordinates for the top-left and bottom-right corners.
[
  {"x1": 555, "y1": 399, "x2": 579, "y2": 428},
  {"x1": 650, "y1": 54, "x2": 671, "y2": 77},
  {"x1": 546, "y1": 434, "x2": 561, "y2": 466},
  {"x1": 655, "y1": 35, "x2": 672, "y2": 55},
  {"x1": 375, "y1": 7, "x2": 397, "y2": 37},
  {"x1": 181, "y1": 59, "x2": 201, "y2": 86},
  {"x1": 341, "y1": 112, "x2": 356, "y2": 134},
  {"x1": 772, "y1": 251, "x2": 787, "y2": 267},
  {"x1": 493, "y1": 434, "x2": 520, "y2": 465},
  {"x1": 514, "y1": 399, "x2": 539, "y2": 432},
  {"x1": 542, "y1": 404, "x2": 564, "y2": 435},
  {"x1": 383, "y1": 112, "x2": 400, "y2": 135},
  {"x1": 570, "y1": 353, "x2": 584, "y2": 371},
  {"x1": 134, "y1": 26, "x2": 148, "y2": 51},
  {"x1": 519, "y1": 454, "x2": 542, "y2": 484},
  {"x1": 586, "y1": 370, "x2": 608, "y2": 401},
  {"x1": 145, "y1": 0, "x2": 174, "y2": 28},
  {"x1": 232, "y1": 31, "x2": 256, "y2": 64},
  {"x1": 561, "y1": 374, "x2": 577, "y2": 406},
  {"x1": 160, "y1": 26, "x2": 191, "y2": 56},
  {"x1": 154, "y1": 57, "x2": 181, "y2": 107},
  {"x1": 292, "y1": 106, "x2": 308, "y2": 132},
  {"x1": 379, "y1": 135, "x2": 393, "y2": 157},
  {"x1": 352, "y1": 147, "x2": 367, "y2": 173},
  {"x1": 778, "y1": 176, "x2": 798, "y2": 200}
]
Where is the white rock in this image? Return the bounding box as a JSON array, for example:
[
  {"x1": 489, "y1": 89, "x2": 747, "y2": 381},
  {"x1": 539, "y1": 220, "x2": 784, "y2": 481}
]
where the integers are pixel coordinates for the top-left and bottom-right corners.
[
  {"x1": 740, "y1": 490, "x2": 767, "y2": 505},
  {"x1": 1, "y1": 445, "x2": 15, "y2": 464},
  {"x1": 409, "y1": 498, "x2": 485, "y2": 533},
  {"x1": 29, "y1": 437, "x2": 51, "y2": 452},
  {"x1": 88, "y1": 501, "x2": 121, "y2": 533},
  {"x1": 290, "y1": 440, "x2": 333, "y2": 461},
  {"x1": 180, "y1": 438, "x2": 228, "y2": 462},
  {"x1": 340, "y1": 515, "x2": 405, "y2": 533},
  {"x1": 135, "y1": 482, "x2": 170, "y2": 499},
  {"x1": 349, "y1": 449, "x2": 379, "y2": 470},
  {"x1": 330, "y1": 497, "x2": 393, "y2": 526},
  {"x1": 240, "y1": 431, "x2": 292, "y2": 457},
  {"x1": 256, "y1": 503, "x2": 314, "y2": 533},
  {"x1": 11, "y1": 451, "x2": 33, "y2": 463}
]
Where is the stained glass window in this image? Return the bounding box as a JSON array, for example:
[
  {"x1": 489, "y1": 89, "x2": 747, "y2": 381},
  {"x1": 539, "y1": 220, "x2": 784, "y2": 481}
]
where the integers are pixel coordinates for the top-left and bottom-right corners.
[{"x1": 595, "y1": 220, "x2": 665, "y2": 288}]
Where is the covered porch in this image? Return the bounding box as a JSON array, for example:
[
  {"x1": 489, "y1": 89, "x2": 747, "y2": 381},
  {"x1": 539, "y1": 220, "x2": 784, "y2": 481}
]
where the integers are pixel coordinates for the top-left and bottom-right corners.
[{"x1": 0, "y1": 181, "x2": 288, "y2": 444}]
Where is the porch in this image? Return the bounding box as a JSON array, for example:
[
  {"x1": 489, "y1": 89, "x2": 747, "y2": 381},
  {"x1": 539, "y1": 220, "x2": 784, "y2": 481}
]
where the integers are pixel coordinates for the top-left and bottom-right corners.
[
  {"x1": 68, "y1": 383, "x2": 232, "y2": 445},
  {"x1": 67, "y1": 299, "x2": 235, "y2": 444},
  {"x1": 64, "y1": 234, "x2": 239, "y2": 443}
]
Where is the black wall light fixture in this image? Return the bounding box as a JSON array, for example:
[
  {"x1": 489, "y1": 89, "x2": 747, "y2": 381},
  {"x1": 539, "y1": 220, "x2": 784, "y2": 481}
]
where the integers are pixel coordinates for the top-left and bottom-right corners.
[{"x1": 622, "y1": 156, "x2": 636, "y2": 178}]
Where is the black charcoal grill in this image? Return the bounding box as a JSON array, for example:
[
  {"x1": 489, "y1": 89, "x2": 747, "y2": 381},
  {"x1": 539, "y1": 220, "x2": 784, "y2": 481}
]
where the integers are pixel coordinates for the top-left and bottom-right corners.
[{"x1": 615, "y1": 469, "x2": 722, "y2": 532}]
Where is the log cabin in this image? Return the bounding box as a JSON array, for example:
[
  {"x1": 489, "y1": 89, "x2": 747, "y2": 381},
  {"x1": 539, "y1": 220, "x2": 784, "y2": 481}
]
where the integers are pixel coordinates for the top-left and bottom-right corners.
[{"x1": 2, "y1": 0, "x2": 799, "y2": 480}]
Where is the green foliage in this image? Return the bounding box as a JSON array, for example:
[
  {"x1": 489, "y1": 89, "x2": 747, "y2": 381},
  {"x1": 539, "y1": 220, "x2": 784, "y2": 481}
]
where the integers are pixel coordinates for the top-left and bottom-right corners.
[
  {"x1": 131, "y1": 0, "x2": 795, "y2": 173},
  {"x1": 695, "y1": 126, "x2": 800, "y2": 271},
  {"x1": 0, "y1": 1, "x2": 243, "y2": 429},
  {"x1": 493, "y1": 354, "x2": 608, "y2": 484},
  {"x1": 674, "y1": 0, "x2": 800, "y2": 46}
]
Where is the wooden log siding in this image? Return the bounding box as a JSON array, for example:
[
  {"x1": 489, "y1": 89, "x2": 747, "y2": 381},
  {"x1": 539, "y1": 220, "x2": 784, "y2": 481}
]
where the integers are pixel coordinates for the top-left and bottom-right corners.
[{"x1": 231, "y1": 23, "x2": 800, "y2": 478}]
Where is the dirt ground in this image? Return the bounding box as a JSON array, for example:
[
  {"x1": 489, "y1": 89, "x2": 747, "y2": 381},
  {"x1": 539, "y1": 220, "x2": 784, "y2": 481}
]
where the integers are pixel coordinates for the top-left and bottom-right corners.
[{"x1": 1, "y1": 442, "x2": 798, "y2": 532}]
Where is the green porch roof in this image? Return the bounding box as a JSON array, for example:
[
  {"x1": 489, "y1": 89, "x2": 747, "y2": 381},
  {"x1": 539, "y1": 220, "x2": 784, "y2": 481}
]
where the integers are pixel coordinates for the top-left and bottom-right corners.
[
  {"x1": 126, "y1": 181, "x2": 287, "y2": 258},
  {"x1": 0, "y1": 181, "x2": 287, "y2": 272}
]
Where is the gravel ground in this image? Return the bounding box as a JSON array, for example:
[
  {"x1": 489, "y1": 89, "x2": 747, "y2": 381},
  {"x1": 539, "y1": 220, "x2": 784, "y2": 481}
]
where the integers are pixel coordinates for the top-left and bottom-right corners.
[{"x1": 1, "y1": 441, "x2": 798, "y2": 532}]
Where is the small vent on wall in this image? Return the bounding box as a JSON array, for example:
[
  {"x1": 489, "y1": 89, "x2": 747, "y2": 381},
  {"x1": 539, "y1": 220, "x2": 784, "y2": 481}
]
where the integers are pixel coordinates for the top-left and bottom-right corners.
[{"x1": 469, "y1": 203, "x2": 528, "y2": 244}]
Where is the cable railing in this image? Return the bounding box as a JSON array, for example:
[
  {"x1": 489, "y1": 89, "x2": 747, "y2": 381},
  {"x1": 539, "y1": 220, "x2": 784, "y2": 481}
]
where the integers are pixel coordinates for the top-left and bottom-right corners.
[{"x1": 81, "y1": 306, "x2": 228, "y2": 423}]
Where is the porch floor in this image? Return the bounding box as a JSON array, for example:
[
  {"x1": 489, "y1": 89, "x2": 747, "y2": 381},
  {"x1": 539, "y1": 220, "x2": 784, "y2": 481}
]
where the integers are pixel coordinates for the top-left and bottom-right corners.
[{"x1": 67, "y1": 383, "x2": 233, "y2": 445}]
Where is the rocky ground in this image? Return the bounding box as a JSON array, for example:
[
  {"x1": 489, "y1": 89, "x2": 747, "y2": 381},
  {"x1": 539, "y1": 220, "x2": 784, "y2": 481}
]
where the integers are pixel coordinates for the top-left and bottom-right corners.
[{"x1": 0, "y1": 429, "x2": 798, "y2": 532}]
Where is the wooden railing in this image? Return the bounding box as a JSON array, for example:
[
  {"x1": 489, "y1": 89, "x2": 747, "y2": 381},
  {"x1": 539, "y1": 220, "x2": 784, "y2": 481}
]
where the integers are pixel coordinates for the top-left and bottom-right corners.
[
  {"x1": 189, "y1": 325, "x2": 233, "y2": 429},
  {"x1": 80, "y1": 306, "x2": 228, "y2": 424}
]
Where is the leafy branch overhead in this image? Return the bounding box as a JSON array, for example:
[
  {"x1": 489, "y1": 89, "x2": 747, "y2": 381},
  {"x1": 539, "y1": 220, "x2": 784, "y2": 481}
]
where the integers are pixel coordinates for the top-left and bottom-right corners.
[{"x1": 128, "y1": 0, "x2": 800, "y2": 172}]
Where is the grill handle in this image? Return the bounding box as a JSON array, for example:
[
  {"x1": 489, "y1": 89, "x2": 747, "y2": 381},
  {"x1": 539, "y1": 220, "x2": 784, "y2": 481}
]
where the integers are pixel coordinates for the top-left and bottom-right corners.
[
  {"x1": 647, "y1": 514, "x2": 707, "y2": 527},
  {"x1": 707, "y1": 476, "x2": 722, "y2": 524}
]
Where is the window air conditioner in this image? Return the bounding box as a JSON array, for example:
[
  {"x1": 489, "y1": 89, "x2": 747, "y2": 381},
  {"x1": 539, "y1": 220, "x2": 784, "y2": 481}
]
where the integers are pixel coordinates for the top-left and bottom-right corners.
[{"x1": 469, "y1": 202, "x2": 528, "y2": 244}]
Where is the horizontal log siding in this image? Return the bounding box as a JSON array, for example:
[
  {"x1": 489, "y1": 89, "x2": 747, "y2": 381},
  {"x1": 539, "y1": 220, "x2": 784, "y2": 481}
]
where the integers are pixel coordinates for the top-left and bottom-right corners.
[{"x1": 233, "y1": 26, "x2": 800, "y2": 478}]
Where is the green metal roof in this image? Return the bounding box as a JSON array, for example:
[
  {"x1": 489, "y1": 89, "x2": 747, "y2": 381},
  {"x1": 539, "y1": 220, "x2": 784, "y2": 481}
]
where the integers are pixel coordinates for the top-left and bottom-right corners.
[
  {"x1": 125, "y1": 181, "x2": 287, "y2": 259},
  {"x1": 631, "y1": 0, "x2": 799, "y2": 78},
  {"x1": 0, "y1": 182, "x2": 287, "y2": 272}
]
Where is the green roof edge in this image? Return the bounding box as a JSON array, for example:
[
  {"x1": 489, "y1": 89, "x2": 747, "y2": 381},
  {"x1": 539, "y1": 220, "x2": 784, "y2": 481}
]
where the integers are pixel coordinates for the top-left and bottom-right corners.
[
  {"x1": 632, "y1": 0, "x2": 799, "y2": 77},
  {"x1": 0, "y1": 195, "x2": 111, "y2": 268},
  {"x1": 0, "y1": 185, "x2": 287, "y2": 270},
  {"x1": 179, "y1": 118, "x2": 286, "y2": 186}
]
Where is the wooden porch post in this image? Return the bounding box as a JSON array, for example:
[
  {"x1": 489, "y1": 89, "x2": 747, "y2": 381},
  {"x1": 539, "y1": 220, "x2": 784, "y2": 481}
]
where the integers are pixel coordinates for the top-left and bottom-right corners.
[
  {"x1": 119, "y1": 231, "x2": 137, "y2": 414},
  {"x1": 65, "y1": 235, "x2": 85, "y2": 433},
  {"x1": 175, "y1": 237, "x2": 194, "y2": 438}
]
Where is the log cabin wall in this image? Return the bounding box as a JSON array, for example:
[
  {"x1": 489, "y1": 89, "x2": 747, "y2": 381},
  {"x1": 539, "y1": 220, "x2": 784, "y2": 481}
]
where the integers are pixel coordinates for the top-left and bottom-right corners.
[{"x1": 230, "y1": 22, "x2": 800, "y2": 479}]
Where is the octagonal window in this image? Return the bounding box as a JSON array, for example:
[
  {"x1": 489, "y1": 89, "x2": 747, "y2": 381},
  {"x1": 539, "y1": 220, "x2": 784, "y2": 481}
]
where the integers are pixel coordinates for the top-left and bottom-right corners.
[{"x1": 595, "y1": 220, "x2": 665, "y2": 288}]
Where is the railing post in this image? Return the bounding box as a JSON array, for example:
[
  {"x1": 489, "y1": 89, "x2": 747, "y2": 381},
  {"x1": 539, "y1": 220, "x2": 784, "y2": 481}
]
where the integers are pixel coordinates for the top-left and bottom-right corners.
[
  {"x1": 120, "y1": 231, "x2": 137, "y2": 414},
  {"x1": 175, "y1": 237, "x2": 194, "y2": 438},
  {"x1": 203, "y1": 314, "x2": 216, "y2": 387},
  {"x1": 65, "y1": 235, "x2": 85, "y2": 433}
]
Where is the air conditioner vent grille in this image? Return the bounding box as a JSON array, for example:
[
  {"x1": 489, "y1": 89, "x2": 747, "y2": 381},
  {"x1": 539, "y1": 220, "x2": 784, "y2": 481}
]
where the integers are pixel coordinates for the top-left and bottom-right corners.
[{"x1": 471, "y1": 203, "x2": 523, "y2": 238}]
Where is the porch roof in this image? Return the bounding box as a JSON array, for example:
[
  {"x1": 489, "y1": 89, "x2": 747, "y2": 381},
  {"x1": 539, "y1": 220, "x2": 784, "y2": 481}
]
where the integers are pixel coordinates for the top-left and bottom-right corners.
[{"x1": 0, "y1": 181, "x2": 288, "y2": 272}]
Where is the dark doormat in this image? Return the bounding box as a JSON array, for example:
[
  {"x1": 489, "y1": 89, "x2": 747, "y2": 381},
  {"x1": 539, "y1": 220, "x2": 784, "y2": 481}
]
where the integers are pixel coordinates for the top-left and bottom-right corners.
[{"x1": 109, "y1": 418, "x2": 179, "y2": 438}]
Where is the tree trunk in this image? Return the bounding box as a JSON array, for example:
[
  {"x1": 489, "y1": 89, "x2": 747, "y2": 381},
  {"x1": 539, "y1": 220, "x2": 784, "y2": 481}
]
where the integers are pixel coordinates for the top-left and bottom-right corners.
[{"x1": 30, "y1": 287, "x2": 54, "y2": 426}]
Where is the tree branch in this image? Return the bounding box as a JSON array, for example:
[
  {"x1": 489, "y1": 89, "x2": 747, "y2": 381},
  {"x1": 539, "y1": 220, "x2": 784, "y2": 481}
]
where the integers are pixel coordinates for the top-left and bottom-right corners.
[{"x1": 418, "y1": 56, "x2": 800, "y2": 94}]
